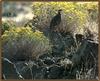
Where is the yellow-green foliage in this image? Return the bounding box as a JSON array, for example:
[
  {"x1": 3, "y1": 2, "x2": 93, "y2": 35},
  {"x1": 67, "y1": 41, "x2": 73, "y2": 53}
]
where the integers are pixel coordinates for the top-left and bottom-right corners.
[
  {"x1": 2, "y1": 27, "x2": 51, "y2": 60},
  {"x1": 2, "y1": 21, "x2": 16, "y2": 34},
  {"x1": 32, "y1": 2, "x2": 98, "y2": 33}
]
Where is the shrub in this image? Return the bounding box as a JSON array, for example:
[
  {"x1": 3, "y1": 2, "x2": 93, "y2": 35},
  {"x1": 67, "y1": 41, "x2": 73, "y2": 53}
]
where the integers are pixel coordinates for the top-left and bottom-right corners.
[
  {"x1": 2, "y1": 21, "x2": 16, "y2": 34},
  {"x1": 1, "y1": 27, "x2": 51, "y2": 62},
  {"x1": 32, "y1": 2, "x2": 98, "y2": 34}
]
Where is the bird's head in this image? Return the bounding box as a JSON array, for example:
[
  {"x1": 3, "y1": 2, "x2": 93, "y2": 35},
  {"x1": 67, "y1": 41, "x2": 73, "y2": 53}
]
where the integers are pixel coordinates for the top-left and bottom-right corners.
[
  {"x1": 58, "y1": 9, "x2": 62, "y2": 12},
  {"x1": 58, "y1": 9, "x2": 62, "y2": 14}
]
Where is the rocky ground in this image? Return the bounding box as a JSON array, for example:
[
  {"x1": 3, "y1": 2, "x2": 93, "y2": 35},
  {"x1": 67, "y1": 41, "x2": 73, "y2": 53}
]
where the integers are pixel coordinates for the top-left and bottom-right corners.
[{"x1": 2, "y1": 29, "x2": 98, "y2": 80}]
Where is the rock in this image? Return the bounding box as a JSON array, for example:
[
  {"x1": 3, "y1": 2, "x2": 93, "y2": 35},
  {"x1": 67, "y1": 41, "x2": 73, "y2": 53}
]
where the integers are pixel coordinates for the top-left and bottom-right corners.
[
  {"x1": 15, "y1": 61, "x2": 38, "y2": 79},
  {"x1": 25, "y1": 62, "x2": 39, "y2": 79},
  {"x1": 48, "y1": 31, "x2": 65, "y2": 57},
  {"x1": 48, "y1": 65, "x2": 64, "y2": 79},
  {"x1": 71, "y1": 40, "x2": 98, "y2": 79},
  {"x1": 84, "y1": 40, "x2": 98, "y2": 59},
  {"x1": 72, "y1": 40, "x2": 98, "y2": 65},
  {"x1": 15, "y1": 62, "x2": 28, "y2": 72},
  {"x1": 37, "y1": 59, "x2": 45, "y2": 66},
  {"x1": 52, "y1": 45, "x2": 65, "y2": 57},
  {"x1": 43, "y1": 57, "x2": 55, "y2": 65},
  {"x1": 21, "y1": 68, "x2": 32, "y2": 79},
  {"x1": 39, "y1": 53, "x2": 52, "y2": 60},
  {"x1": 33, "y1": 66, "x2": 48, "y2": 79},
  {"x1": 2, "y1": 58, "x2": 20, "y2": 79},
  {"x1": 64, "y1": 35, "x2": 76, "y2": 51}
]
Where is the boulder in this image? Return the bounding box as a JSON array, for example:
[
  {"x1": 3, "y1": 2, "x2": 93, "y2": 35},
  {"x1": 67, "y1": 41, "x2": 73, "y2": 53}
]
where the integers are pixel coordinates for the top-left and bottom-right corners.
[
  {"x1": 43, "y1": 57, "x2": 55, "y2": 65},
  {"x1": 48, "y1": 65, "x2": 64, "y2": 79},
  {"x1": 2, "y1": 58, "x2": 21, "y2": 79}
]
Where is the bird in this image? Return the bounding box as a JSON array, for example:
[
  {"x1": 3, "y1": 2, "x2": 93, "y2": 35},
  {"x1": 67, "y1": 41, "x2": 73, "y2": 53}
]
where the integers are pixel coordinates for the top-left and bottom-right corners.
[
  {"x1": 50, "y1": 9, "x2": 62, "y2": 31},
  {"x1": 49, "y1": 9, "x2": 62, "y2": 43}
]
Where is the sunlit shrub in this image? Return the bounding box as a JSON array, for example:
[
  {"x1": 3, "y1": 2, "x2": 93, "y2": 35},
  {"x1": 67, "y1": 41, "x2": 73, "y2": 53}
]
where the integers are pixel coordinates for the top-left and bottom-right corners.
[
  {"x1": 32, "y1": 2, "x2": 98, "y2": 34},
  {"x1": 1, "y1": 27, "x2": 51, "y2": 62},
  {"x1": 2, "y1": 21, "x2": 16, "y2": 34},
  {"x1": 83, "y1": 21, "x2": 98, "y2": 42}
]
